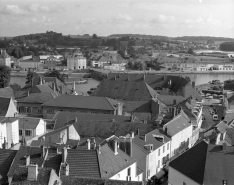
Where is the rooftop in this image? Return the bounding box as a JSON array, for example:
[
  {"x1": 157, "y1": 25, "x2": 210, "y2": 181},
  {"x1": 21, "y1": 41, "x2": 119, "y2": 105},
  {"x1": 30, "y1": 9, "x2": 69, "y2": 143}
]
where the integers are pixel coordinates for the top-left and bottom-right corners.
[
  {"x1": 19, "y1": 117, "x2": 41, "y2": 129},
  {"x1": 169, "y1": 140, "x2": 234, "y2": 185}
]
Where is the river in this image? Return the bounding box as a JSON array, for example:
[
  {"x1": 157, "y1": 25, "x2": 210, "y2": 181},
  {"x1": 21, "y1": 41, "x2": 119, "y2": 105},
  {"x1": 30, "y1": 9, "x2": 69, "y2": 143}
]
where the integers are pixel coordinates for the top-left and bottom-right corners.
[{"x1": 10, "y1": 73, "x2": 234, "y2": 93}]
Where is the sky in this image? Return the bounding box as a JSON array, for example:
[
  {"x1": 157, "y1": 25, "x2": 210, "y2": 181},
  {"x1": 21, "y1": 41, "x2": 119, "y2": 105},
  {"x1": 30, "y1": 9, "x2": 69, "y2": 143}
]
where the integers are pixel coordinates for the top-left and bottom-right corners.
[{"x1": 0, "y1": 0, "x2": 234, "y2": 37}]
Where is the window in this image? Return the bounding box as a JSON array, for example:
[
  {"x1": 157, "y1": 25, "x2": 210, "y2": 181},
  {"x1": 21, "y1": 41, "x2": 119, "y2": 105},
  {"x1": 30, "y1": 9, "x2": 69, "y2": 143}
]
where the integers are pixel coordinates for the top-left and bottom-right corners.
[
  {"x1": 167, "y1": 143, "x2": 169, "y2": 150},
  {"x1": 19, "y1": 130, "x2": 22, "y2": 136},
  {"x1": 223, "y1": 180, "x2": 228, "y2": 185},
  {"x1": 158, "y1": 148, "x2": 160, "y2": 156},
  {"x1": 25, "y1": 130, "x2": 32, "y2": 136},
  {"x1": 158, "y1": 160, "x2": 160, "y2": 168},
  {"x1": 163, "y1": 146, "x2": 165, "y2": 153},
  {"x1": 47, "y1": 109, "x2": 54, "y2": 114},
  {"x1": 127, "y1": 167, "x2": 131, "y2": 176},
  {"x1": 38, "y1": 108, "x2": 42, "y2": 114}
]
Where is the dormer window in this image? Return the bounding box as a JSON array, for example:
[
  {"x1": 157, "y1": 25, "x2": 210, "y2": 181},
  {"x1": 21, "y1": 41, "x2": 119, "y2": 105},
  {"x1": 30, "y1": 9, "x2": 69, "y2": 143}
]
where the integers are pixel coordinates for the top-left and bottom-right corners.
[{"x1": 223, "y1": 180, "x2": 227, "y2": 185}]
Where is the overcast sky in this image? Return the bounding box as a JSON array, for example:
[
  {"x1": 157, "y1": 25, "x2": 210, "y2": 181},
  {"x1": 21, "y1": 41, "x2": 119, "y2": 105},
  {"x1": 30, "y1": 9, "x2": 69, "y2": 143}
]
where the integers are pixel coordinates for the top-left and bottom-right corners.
[{"x1": 0, "y1": 0, "x2": 233, "y2": 37}]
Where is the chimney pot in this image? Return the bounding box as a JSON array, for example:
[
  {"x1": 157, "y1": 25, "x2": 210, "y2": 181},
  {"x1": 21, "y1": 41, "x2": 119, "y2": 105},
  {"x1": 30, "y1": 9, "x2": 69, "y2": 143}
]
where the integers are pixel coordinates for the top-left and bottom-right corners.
[
  {"x1": 87, "y1": 139, "x2": 91, "y2": 150},
  {"x1": 131, "y1": 131, "x2": 134, "y2": 138},
  {"x1": 26, "y1": 155, "x2": 30, "y2": 166},
  {"x1": 62, "y1": 147, "x2": 67, "y2": 163},
  {"x1": 97, "y1": 145, "x2": 101, "y2": 154},
  {"x1": 126, "y1": 137, "x2": 132, "y2": 157},
  {"x1": 27, "y1": 164, "x2": 38, "y2": 181}
]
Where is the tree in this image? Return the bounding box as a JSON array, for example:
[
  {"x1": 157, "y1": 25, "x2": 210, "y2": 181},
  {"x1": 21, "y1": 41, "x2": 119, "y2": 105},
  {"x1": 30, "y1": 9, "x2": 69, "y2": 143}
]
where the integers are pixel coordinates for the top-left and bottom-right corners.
[
  {"x1": 44, "y1": 70, "x2": 65, "y2": 83},
  {"x1": 187, "y1": 48, "x2": 194, "y2": 55},
  {"x1": 25, "y1": 70, "x2": 39, "y2": 84},
  {"x1": 220, "y1": 42, "x2": 234, "y2": 51},
  {"x1": 0, "y1": 65, "x2": 11, "y2": 88},
  {"x1": 92, "y1": 34, "x2": 97, "y2": 39},
  {"x1": 10, "y1": 83, "x2": 21, "y2": 91},
  {"x1": 185, "y1": 76, "x2": 191, "y2": 83}
]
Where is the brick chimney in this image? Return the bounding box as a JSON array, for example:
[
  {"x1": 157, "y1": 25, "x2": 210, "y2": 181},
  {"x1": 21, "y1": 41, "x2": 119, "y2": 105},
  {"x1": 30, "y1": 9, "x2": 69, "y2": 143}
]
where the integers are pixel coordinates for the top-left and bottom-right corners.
[
  {"x1": 126, "y1": 137, "x2": 132, "y2": 157},
  {"x1": 62, "y1": 147, "x2": 67, "y2": 163},
  {"x1": 59, "y1": 86, "x2": 64, "y2": 94},
  {"x1": 87, "y1": 139, "x2": 91, "y2": 150},
  {"x1": 41, "y1": 145, "x2": 46, "y2": 158},
  {"x1": 26, "y1": 155, "x2": 30, "y2": 166},
  {"x1": 52, "y1": 82, "x2": 56, "y2": 92},
  {"x1": 97, "y1": 145, "x2": 101, "y2": 154},
  {"x1": 27, "y1": 164, "x2": 38, "y2": 181}
]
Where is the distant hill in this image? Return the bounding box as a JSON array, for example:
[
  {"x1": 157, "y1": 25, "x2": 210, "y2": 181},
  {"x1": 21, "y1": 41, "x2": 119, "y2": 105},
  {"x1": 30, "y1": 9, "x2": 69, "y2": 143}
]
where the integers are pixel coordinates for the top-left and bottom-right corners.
[
  {"x1": 173, "y1": 36, "x2": 234, "y2": 43},
  {"x1": 109, "y1": 34, "x2": 168, "y2": 40}
]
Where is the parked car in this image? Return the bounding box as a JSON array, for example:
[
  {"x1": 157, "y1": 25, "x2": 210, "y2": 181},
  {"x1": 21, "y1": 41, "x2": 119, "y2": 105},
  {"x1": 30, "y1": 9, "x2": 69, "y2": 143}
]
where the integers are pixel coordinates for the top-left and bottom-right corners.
[{"x1": 209, "y1": 108, "x2": 215, "y2": 115}]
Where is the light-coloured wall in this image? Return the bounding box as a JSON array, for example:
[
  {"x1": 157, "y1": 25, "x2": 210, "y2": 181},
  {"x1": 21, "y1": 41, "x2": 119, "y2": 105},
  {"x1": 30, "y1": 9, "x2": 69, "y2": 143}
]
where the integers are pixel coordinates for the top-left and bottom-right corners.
[
  {"x1": 170, "y1": 125, "x2": 193, "y2": 157},
  {"x1": 68, "y1": 125, "x2": 80, "y2": 140},
  {"x1": 6, "y1": 98, "x2": 18, "y2": 117},
  {"x1": 20, "y1": 61, "x2": 41, "y2": 70},
  {"x1": 168, "y1": 167, "x2": 200, "y2": 185},
  {"x1": 35, "y1": 119, "x2": 46, "y2": 136},
  {"x1": 110, "y1": 162, "x2": 141, "y2": 182},
  {"x1": 0, "y1": 122, "x2": 7, "y2": 148},
  {"x1": 67, "y1": 57, "x2": 87, "y2": 70}
]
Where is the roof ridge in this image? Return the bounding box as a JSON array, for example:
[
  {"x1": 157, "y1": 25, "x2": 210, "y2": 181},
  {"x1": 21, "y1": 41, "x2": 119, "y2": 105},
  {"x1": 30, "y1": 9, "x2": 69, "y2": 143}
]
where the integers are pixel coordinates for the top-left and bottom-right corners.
[{"x1": 105, "y1": 97, "x2": 117, "y2": 110}]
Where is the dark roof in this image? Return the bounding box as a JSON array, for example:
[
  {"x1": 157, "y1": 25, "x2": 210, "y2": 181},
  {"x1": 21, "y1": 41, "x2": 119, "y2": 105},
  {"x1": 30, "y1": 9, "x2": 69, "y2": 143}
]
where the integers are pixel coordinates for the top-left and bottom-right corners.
[
  {"x1": 169, "y1": 140, "x2": 207, "y2": 184},
  {"x1": 53, "y1": 112, "x2": 154, "y2": 139},
  {"x1": 156, "y1": 95, "x2": 185, "y2": 106},
  {"x1": 29, "y1": 84, "x2": 58, "y2": 97},
  {"x1": 0, "y1": 149, "x2": 17, "y2": 180},
  {"x1": 169, "y1": 140, "x2": 234, "y2": 185},
  {"x1": 19, "y1": 117, "x2": 41, "y2": 129},
  {"x1": 60, "y1": 176, "x2": 143, "y2": 185},
  {"x1": 225, "y1": 128, "x2": 234, "y2": 145},
  {"x1": 98, "y1": 143, "x2": 136, "y2": 178},
  {"x1": 39, "y1": 124, "x2": 71, "y2": 138},
  {"x1": 92, "y1": 79, "x2": 158, "y2": 101},
  {"x1": 0, "y1": 87, "x2": 14, "y2": 98},
  {"x1": 67, "y1": 149, "x2": 101, "y2": 178},
  {"x1": 11, "y1": 166, "x2": 51, "y2": 185},
  {"x1": 8, "y1": 146, "x2": 43, "y2": 177},
  {"x1": 0, "y1": 97, "x2": 11, "y2": 116},
  {"x1": 133, "y1": 129, "x2": 170, "y2": 153},
  {"x1": 228, "y1": 95, "x2": 234, "y2": 104},
  {"x1": 44, "y1": 153, "x2": 62, "y2": 175},
  {"x1": 224, "y1": 81, "x2": 234, "y2": 91},
  {"x1": 161, "y1": 76, "x2": 188, "y2": 93},
  {"x1": 42, "y1": 95, "x2": 120, "y2": 111},
  {"x1": 164, "y1": 112, "x2": 191, "y2": 137},
  {"x1": 17, "y1": 92, "x2": 56, "y2": 104},
  {"x1": 123, "y1": 100, "x2": 151, "y2": 113}
]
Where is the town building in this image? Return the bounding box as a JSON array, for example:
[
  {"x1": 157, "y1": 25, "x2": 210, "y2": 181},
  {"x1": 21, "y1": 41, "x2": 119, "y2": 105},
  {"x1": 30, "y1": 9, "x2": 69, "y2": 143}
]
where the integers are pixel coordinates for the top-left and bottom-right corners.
[
  {"x1": 162, "y1": 112, "x2": 193, "y2": 158},
  {"x1": 0, "y1": 97, "x2": 18, "y2": 117},
  {"x1": 169, "y1": 140, "x2": 234, "y2": 185},
  {"x1": 0, "y1": 117, "x2": 19, "y2": 149},
  {"x1": 0, "y1": 50, "x2": 11, "y2": 67},
  {"x1": 42, "y1": 95, "x2": 123, "y2": 119},
  {"x1": 18, "y1": 56, "x2": 43, "y2": 71},
  {"x1": 19, "y1": 117, "x2": 46, "y2": 142},
  {"x1": 67, "y1": 50, "x2": 87, "y2": 70}
]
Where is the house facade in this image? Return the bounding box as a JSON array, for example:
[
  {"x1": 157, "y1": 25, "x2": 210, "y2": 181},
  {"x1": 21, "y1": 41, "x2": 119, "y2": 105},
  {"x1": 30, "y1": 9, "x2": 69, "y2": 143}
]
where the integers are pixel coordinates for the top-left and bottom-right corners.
[
  {"x1": 67, "y1": 51, "x2": 86, "y2": 70},
  {"x1": 19, "y1": 117, "x2": 46, "y2": 141},
  {"x1": 0, "y1": 50, "x2": 11, "y2": 67},
  {"x1": 0, "y1": 117, "x2": 19, "y2": 149}
]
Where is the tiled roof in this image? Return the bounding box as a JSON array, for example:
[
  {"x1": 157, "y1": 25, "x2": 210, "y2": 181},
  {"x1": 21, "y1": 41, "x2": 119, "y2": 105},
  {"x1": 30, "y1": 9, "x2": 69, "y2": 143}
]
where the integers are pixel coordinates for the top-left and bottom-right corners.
[
  {"x1": 0, "y1": 87, "x2": 14, "y2": 98},
  {"x1": 60, "y1": 176, "x2": 143, "y2": 185},
  {"x1": 123, "y1": 100, "x2": 151, "y2": 113},
  {"x1": 19, "y1": 117, "x2": 41, "y2": 129},
  {"x1": 164, "y1": 112, "x2": 191, "y2": 137},
  {"x1": 170, "y1": 140, "x2": 234, "y2": 185},
  {"x1": 0, "y1": 97, "x2": 11, "y2": 116},
  {"x1": 156, "y1": 95, "x2": 185, "y2": 106},
  {"x1": 98, "y1": 143, "x2": 136, "y2": 178},
  {"x1": 17, "y1": 92, "x2": 56, "y2": 104},
  {"x1": 67, "y1": 149, "x2": 101, "y2": 178},
  {"x1": 29, "y1": 84, "x2": 58, "y2": 97},
  {"x1": 39, "y1": 124, "x2": 71, "y2": 138},
  {"x1": 161, "y1": 75, "x2": 188, "y2": 93},
  {"x1": 228, "y1": 94, "x2": 234, "y2": 104},
  {"x1": 11, "y1": 166, "x2": 51, "y2": 185},
  {"x1": 169, "y1": 140, "x2": 207, "y2": 184},
  {"x1": 44, "y1": 153, "x2": 62, "y2": 175},
  {"x1": 225, "y1": 128, "x2": 234, "y2": 145},
  {"x1": 8, "y1": 146, "x2": 43, "y2": 177},
  {"x1": 0, "y1": 149, "x2": 17, "y2": 181},
  {"x1": 92, "y1": 80, "x2": 158, "y2": 101},
  {"x1": 133, "y1": 128, "x2": 170, "y2": 153},
  {"x1": 42, "y1": 95, "x2": 120, "y2": 111},
  {"x1": 53, "y1": 112, "x2": 154, "y2": 139}
]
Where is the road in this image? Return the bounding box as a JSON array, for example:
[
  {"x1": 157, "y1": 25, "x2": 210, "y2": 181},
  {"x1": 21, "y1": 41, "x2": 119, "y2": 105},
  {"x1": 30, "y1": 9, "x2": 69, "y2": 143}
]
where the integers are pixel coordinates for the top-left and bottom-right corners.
[{"x1": 201, "y1": 106, "x2": 220, "y2": 130}]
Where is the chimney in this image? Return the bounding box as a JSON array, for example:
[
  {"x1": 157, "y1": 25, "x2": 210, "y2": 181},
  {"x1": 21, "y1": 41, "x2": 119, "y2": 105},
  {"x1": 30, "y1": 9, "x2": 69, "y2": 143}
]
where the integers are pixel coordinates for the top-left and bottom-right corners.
[
  {"x1": 222, "y1": 142, "x2": 227, "y2": 151},
  {"x1": 26, "y1": 155, "x2": 30, "y2": 166},
  {"x1": 62, "y1": 147, "x2": 67, "y2": 163},
  {"x1": 192, "y1": 81, "x2": 195, "y2": 89},
  {"x1": 117, "y1": 102, "x2": 121, "y2": 115},
  {"x1": 52, "y1": 82, "x2": 56, "y2": 92},
  {"x1": 142, "y1": 135, "x2": 146, "y2": 142},
  {"x1": 97, "y1": 145, "x2": 101, "y2": 154},
  {"x1": 91, "y1": 137, "x2": 96, "y2": 149},
  {"x1": 119, "y1": 136, "x2": 126, "y2": 152},
  {"x1": 59, "y1": 86, "x2": 64, "y2": 94},
  {"x1": 131, "y1": 131, "x2": 134, "y2": 138},
  {"x1": 114, "y1": 139, "x2": 118, "y2": 155},
  {"x1": 41, "y1": 145, "x2": 46, "y2": 158},
  {"x1": 130, "y1": 115, "x2": 135, "y2": 122},
  {"x1": 27, "y1": 91, "x2": 30, "y2": 97},
  {"x1": 136, "y1": 128, "x2": 140, "y2": 136},
  {"x1": 87, "y1": 139, "x2": 91, "y2": 150},
  {"x1": 126, "y1": 137, "x2": 132, "y2": 157},
  {"x1": 74, "y1": 117, "x2": 77, "y2": 123},
  {"x1": 27, "y1": 164, "x2": 38, "y2": 181},
  {"x1": 164, "y1": 126, "x2": 168, "y2": 136},
  {"x1": 39, "y1": 77, "x2": 43, "y2": 85}
]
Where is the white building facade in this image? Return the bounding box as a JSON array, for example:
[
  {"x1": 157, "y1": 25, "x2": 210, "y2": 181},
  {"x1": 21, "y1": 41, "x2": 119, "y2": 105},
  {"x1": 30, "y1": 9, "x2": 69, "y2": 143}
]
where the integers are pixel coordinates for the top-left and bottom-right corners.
[{"x1": 67, "y1": 51, "x2": 87, "y2": 70}]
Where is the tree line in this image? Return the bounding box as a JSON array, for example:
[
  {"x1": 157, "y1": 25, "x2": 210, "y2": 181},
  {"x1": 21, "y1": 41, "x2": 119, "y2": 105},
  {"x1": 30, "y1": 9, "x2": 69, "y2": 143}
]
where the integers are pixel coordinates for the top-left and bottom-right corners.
[{"x1": 219, "y1": 42, "x2": 234, "y2": 52}]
